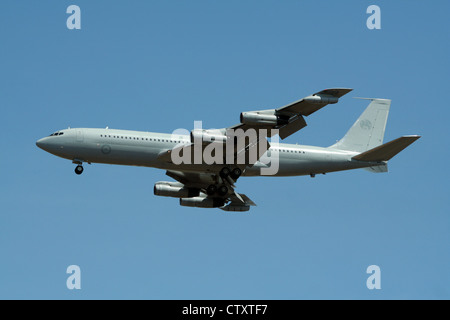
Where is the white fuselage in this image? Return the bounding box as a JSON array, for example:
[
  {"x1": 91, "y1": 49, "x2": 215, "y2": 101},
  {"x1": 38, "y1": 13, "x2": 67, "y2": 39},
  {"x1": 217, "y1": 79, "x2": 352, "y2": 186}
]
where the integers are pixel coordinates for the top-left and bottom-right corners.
[{"x1": 36, "y1": 128, "x2": 380, "y2": 177}]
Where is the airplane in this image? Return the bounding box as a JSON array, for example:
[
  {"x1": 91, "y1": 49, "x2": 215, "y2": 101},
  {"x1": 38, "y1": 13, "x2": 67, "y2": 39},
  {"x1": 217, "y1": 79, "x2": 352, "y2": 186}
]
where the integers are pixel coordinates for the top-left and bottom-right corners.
[{"x1": 36, "y1": 88, "x2": 420, "y2": 212}]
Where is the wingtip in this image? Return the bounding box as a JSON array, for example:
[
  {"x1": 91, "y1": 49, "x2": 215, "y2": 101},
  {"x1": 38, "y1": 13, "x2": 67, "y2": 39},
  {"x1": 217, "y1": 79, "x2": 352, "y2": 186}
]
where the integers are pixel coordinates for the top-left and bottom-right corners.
[
  {"x1": 320, "y1": 88, "x2": 353, "y2": 98},
  {"x1": 403, "y1": 135, "x2": 421, "y2": 140}
]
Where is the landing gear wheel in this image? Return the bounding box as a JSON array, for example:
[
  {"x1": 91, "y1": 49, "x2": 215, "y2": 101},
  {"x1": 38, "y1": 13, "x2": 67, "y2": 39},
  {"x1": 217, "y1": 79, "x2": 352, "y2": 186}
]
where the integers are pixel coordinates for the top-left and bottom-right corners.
[
  {"x1": 75, "y1": 165, "x2": 84, "y2": 175},
  {"x1": 230, "y1": 168, "x2": 242, "y2": 180},
  {"x1": 206, "y1": 185, "x2": 217, "y2": 196},
  {"x1": 218, "y1": 185, "x2": 228, "y2": 196},
  {"x1": 220, "y1": 167, "x2": 231, "y2": 178}
]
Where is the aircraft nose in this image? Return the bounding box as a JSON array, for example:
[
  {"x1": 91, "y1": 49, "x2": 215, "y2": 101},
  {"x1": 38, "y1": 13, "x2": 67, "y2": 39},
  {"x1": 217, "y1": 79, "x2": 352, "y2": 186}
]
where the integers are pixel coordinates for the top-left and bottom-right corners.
[{"x1": 36, "y1": 138, "x2": 47, "y2": 150}]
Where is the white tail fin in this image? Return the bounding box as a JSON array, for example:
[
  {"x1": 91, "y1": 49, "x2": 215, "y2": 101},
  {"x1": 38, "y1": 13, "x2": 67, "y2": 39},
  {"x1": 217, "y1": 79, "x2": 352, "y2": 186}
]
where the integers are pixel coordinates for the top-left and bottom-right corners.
[{"x1": 330, "y1": 98, "x2": 391, "y2": 152}]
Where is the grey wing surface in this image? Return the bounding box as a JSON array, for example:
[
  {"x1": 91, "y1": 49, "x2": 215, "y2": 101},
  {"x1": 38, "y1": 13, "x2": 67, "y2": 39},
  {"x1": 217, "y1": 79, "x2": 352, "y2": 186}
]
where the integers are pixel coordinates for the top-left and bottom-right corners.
[
  {"x1": 228, "y1": 87, "x2": 353, "y2": 153},
  {"x1": 158, "y1": 88, "x2": 353, "y2": 167}
]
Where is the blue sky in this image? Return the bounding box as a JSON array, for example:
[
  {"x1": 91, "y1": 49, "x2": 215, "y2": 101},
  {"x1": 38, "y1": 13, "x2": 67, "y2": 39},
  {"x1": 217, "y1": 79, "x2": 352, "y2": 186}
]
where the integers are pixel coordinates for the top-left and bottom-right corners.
[{"x1": 0, "y1": 1, "x2": 449, "y2": 299}]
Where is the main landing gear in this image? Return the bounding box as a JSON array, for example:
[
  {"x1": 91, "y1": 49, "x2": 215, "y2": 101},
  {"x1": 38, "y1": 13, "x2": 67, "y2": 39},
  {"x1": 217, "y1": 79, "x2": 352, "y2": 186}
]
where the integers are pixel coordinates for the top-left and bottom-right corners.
[
  {"x1": 206, "y1": 167, "x2": 243, "y2": 197},
  {"x1": 219, "y1": 167, "x2": 242, "y2": 181},
  {"x1": 207, "y1": 183, "x2": 229, "y2": 196},
  {"x1": 206, "y1": 184, "x2": 229, "y2": 196},
  {"x1": 230, "y1": 168, "x2": 242, "y2": 180}
]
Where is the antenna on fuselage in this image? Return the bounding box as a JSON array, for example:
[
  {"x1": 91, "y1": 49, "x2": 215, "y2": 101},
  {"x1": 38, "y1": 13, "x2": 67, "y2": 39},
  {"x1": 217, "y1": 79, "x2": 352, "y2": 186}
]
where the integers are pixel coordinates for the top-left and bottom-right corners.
[{"x1": 106, "y1": 126, "x2": 109, "y2": 129}]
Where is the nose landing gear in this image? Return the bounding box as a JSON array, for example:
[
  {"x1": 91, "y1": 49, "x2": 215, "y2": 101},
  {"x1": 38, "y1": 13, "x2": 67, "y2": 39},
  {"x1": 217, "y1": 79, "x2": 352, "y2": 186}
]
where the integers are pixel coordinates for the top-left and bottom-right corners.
[{"x1": 75, "y1": 165, "x2": 84, "y2": 175}]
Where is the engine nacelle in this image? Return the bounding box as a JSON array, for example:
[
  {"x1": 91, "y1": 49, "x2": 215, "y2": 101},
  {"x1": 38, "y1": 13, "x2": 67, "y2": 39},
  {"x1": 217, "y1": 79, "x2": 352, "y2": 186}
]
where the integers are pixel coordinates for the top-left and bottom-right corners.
[
  {"x1": 190, "y1": 129, "x2": 227, "y2": 144},
  {"x1": 154, "y1": 181, "x2": 199, "y2": 198},
  {"x1": 180, "y1": 196, "x2": 225, "y2": 208},
  {"x1": 303, "y1": 94, "x2": 339, "y2": 104},
  {"x1": 240, "y1": 112, "x2": 289, "y2": 126}
]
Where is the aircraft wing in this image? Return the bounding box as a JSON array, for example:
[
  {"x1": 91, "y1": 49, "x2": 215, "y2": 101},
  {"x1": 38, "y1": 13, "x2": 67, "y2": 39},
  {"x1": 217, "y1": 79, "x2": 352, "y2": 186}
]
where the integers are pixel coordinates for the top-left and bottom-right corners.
[
  {"x1": 157, "y1": 88, "x2": 352, "y2": 166},
  {"x1": 230, "y1": 88, "x2": 353, "y2": 140}
]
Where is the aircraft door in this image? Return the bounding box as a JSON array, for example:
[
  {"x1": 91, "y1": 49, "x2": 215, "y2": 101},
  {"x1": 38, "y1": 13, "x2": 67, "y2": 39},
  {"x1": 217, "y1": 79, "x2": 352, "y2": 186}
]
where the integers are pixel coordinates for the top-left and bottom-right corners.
[{"x1": 76, "y1": 129, "x2": 84, "y2": 143}]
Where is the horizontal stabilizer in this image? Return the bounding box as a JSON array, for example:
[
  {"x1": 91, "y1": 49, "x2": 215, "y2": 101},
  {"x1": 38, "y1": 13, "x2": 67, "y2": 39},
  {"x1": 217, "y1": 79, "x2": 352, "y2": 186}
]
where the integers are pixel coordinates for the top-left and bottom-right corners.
[
  {"x1": 363, "y1": 164, "x2": 388, "y2": 173},
  {"x1": 352, "y1": 135, "x2": 420, "y2": 162}
]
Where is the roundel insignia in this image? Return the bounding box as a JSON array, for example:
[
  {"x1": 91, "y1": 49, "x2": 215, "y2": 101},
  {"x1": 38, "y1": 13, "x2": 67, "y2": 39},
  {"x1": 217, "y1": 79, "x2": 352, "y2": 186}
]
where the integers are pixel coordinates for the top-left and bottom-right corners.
[
  {"x1": 101, "y1": 145, "x2": 111, "y2": 154},
  {"x1": 359, "y1": 119, "x2": 372, "y2": 130}
]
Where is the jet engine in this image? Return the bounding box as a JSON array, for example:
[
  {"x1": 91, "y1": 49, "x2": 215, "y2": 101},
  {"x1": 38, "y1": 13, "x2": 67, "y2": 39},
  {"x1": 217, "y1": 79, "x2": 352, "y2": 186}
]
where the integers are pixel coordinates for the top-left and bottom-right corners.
[
  {"x1": 179, "y1": 195, "x2": 225, "y2": 208},
  {"x1": 190, "y1": 129, "x2": 227, "y2": 144},
  {"x1": 154, "y1": 181, "x2": 199, "y2": 198},
  {"x1": 240, "y1": 111, "x2": 289, "y2": 126}
]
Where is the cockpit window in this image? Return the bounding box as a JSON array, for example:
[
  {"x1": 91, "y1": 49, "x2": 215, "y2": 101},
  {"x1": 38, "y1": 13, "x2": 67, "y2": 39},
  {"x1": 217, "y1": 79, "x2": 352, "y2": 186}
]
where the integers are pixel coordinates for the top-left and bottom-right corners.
[{"x1": 49, "y1": 132, "x2": 64, "y2": 136}]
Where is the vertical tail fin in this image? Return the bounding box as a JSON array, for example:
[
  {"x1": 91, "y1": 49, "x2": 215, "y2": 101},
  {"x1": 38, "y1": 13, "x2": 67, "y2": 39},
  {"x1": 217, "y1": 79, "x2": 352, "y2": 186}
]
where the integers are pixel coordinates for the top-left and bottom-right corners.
[{"x1": 330, "y1": 98, "x2": 391, "y2": 152}]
